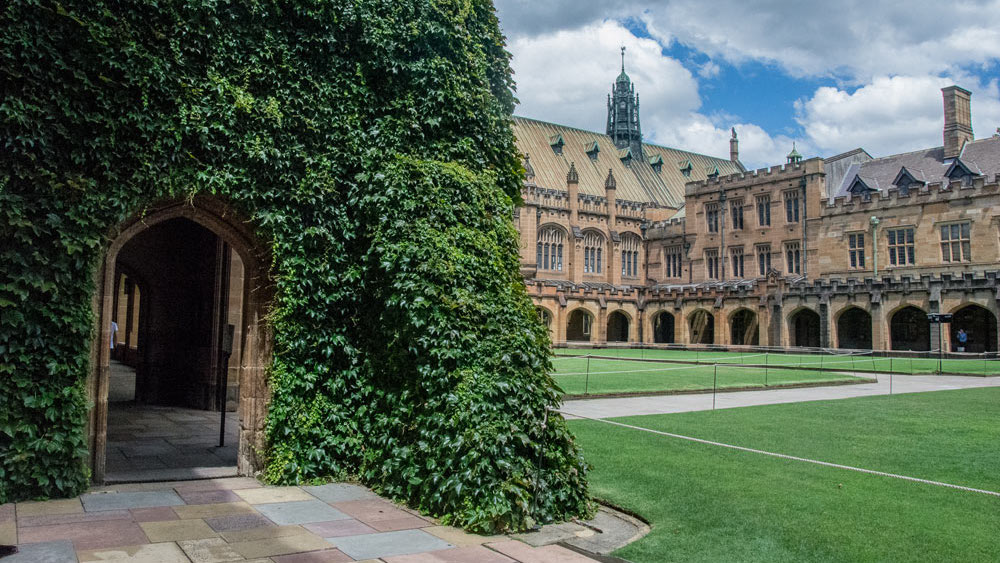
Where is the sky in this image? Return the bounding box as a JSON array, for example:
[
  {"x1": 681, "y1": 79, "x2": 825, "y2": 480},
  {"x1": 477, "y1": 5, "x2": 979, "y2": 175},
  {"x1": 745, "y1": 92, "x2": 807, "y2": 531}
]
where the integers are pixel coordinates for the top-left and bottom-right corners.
[{"x1": 493, "y1": 0, "x2": 1000, "y2": 169}]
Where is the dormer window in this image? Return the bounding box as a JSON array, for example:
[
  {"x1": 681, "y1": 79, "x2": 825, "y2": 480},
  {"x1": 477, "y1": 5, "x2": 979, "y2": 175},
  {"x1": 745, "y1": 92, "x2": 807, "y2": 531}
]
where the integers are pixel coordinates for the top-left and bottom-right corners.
[
  {"x1": 549, "y1": 134, "x2": 564, "y2": 156},
  {"x1": 705, "y1": 165, "x2": 720, "y2": 179},
  {"x1": 945, "y1": 158, "x2": 979, "y2": 187},
  {"x1": 848, "y1": 175, "x2": 876, "y2": 202},
  {"x1": 678, "y1": 159, "x2": 693, "y2": 178},
  {"x1": 648, "y1": 154, "x2": 664, "y2": 173},
  {"x1": 892, "y1": 167, "x2": 924, "y2": 196},
  {"x1": 619, "y1": 148, "x2": 634, "y2": 165},
  {"x1": 585, "y1": 141, "x2": 600, "y2": 161}
]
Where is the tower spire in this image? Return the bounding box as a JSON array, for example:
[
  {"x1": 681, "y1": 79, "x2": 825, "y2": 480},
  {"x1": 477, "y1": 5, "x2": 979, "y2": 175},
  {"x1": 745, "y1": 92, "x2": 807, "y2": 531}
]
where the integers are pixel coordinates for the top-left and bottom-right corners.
[
  {"x1": 607, "y1": 48, "x2": 642, "y2": 158},
  {"x1": 621, "y1": 46, "x2": 626, "y2": 72}
]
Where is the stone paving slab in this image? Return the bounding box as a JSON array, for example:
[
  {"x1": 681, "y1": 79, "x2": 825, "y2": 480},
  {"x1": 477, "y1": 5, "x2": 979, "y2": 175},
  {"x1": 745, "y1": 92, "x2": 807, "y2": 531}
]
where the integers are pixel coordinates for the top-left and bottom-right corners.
[
  {"x1": 383, "y1": 545, "x2": 517, "y2": 563},
  {"x1": 8, "y1": 478, "x2": 612, "y2": 562},
  {"x1": 330, "y1": 529, "x2": 454, "y2": 560},
  {"x1": 303, "y1": 484, "x2": 379, "y2": 503},
  {"x1": 81, "y1": 490, "x2": 184, "y2": 511},
  {"x1": 236, "y1": 486, "x2": 315, "y2": 504},
  {"x1": 18, "y1": 519, "x2": 150, "y2": 550},
  {"x1": 173, "y1": 501, "x2": 256, "y2": 519},
  {"x1": 139, "y1": 518, "x2": 219, "y2": 542},
  {"x1": 486, "y1": 540, "x2": 598, "y2": 563},
  {"x1": 205, "y1": 512, "x2": 277, "y2": 532},
  {"x1": 254, "y1": 500, "x2": 352, "y2": 525},
  {"x1": 229, "y1": 531, "x2": 335, "y2": 559},
  {"x1": 177, "y1": 537, "x2": 247, "y2": 563},
  {"x1": 4, "y1": 540, "x2": 77, "y2": 562},
  {"x1": 271, "y1": 548, "x2": 356, "y2": 562},
  {"x1": 15, "y1": 498, "x2": 83, "y2": 517},
  {"x1": 304, "y1": 519, "x2": 379, "y2": 538},
  {"x1": 77, "y1": 542, "x2": 191, "y2": 562}
]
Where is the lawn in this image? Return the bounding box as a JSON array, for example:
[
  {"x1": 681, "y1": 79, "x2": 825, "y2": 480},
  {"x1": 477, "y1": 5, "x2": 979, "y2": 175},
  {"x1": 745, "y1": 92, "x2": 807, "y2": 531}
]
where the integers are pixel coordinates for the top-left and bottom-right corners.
[
  {"x1": 551, "y1": 356, "x2": 870, "y2": 396},
  {"x1": 554, "y1": 346, "x2": 1000, "y2": 375},
  {"x1": 568, "y1": 388, "x2": 1000, "y2": 562}
]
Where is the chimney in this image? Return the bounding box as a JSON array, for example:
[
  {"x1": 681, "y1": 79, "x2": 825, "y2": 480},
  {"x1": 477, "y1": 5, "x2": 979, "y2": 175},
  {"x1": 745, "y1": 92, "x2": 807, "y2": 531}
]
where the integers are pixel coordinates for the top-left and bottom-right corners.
[
  {"x1": 729, "y1": 127, "x2": 739, "y2": 163},
  {"x1": 942, "y1": 86, "x2": 973, "y2": 159},
  {"x1": 604, "y1": 169, "x2": 617, "y2": 230}
]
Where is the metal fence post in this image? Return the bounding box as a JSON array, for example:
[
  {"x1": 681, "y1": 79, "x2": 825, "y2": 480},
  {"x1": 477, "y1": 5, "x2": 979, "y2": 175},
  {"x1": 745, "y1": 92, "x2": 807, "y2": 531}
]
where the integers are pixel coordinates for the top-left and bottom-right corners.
[
  {"x1": 585, "y1": 355, "x2": 591, "y2": 396},
  {"x1": 713, "y1": 363, "x2": 718, "y2": 410}
]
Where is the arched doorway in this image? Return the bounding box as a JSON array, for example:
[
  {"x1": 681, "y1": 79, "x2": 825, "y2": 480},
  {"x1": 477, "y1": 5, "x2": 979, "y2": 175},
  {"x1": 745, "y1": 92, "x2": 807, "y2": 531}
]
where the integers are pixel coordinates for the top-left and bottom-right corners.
[
  {"x1": 951, "y1": 305, "x2": 997, "y2": 353},
  {"x1": 688, "y1": 310, "x2": 714, "y2": 344},
  {"x1": 653, "y1": 311, "x2": 675, "y2": 344},
  {"x1": 566, "y1": 309, "x2": 594, "y2": 342},
  {"x1": 890, "y1": 306, "x2": 931, "y2": 351},
  {"x1": 837, "y1": 307, "x2": 872, "y2": 349},
  {"x1": 790, "y1": 308, "x2": 821, "y2": 348},
  {"x1": 537, "y1": 307, "x2": 553, "y2": 334},
  {"x1": 730, "y1": 309, "x2": 759, "y2": 346},
  {"x1": 607, "y1": 311, "x2": 630, "y2": 342},
  {"x1": 90, "y1": 199, "x2": 272, "y2": 484}
]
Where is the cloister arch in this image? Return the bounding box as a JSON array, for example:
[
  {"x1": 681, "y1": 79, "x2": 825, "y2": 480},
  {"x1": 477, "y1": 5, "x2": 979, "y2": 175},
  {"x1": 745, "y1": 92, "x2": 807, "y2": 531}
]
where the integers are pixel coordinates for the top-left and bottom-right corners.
[
  {"x1": 653, "y1": 311, "x2": 675, "y2": 344},
  {"x1": 950, "y1": 304, "x2": 997, "y2": 353},
  {"x1": 688, "y1": 309, "x2": 715, "y2": 344},
  {"x1": 89, "y1": 198, "x2": 273, "y2": 483},
  {"x1": 890, "y1": 305, "x2": 931, "y2": 351},
  {"x1": 607, "y1": 310, "x2": 630, "y2": 342},
  {"x1": 836, "y1": 307, "x2": 872, "y2": 349},
  {"x1": 566, "y1": 308, "x2": 594, "y2": 342},
  {"x1": 729, "y1": 308, "x2": 759, "y2": 346},
  {"x1": 789, "y1": 307, "x2": 821, "y2": 348},
  {"x1": 536, "y1": 307, "x2": 554, "y2": 338}
]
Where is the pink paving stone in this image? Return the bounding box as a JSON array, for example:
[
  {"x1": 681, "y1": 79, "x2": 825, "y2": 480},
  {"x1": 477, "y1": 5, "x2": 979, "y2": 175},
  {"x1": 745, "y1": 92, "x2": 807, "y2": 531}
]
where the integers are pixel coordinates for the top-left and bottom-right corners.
[
  {"x1": 17, "y1": 510, "x2": 131, "y2": 528},
  {"x1": 382, "y1": 545, "x2": 517, "y2": 563},
  {"x1": 302, "y1": 519, "x2": 378, "y2": 537},
  {"x1": 270, "y1": 548, "x2": 355, "y2": 563},
  {"x1": 203, "y1": 513, "x2": 276, "y2": 532},
  {"x1": 484, "y1": 541, "x2": 596, "y2": 563},
  {"x1": 130, "y1": 506, "x2": 181, "y2": 522},
  {"x1": 18, "y1": 519, "x2": 150, "y2": 551},
  {"x1": 177, "y1": 489, "x2": 243, "y2": 505},
  {"x1": 333, "y1": 500, "x2": 430, "y2": 526}
]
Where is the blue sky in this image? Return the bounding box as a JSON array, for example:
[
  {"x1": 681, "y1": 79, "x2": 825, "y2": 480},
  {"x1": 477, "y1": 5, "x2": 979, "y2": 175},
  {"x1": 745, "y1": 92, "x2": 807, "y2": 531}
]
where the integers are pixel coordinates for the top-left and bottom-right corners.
[{"x1": 494, "y1": 1, "x2": 1000, "y2": 169}]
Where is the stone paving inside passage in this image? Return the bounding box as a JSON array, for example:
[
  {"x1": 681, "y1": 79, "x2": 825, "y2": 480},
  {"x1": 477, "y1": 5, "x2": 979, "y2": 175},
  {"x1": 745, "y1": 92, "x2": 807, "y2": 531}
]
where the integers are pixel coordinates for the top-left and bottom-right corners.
[{"x1": 1, "y1": 478, "x2": 601, "y2": 562}]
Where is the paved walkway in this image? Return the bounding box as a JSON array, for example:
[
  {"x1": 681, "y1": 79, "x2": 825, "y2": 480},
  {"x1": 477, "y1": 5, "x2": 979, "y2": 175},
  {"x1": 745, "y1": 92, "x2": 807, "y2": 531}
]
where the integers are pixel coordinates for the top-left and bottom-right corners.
[
  {"x1": 560, "y1": 372, "x2": 1000, "y2": 419},
  {"x1": 107, "y1": 404, "x2": 239, "y2": 482},
  {"x1": 1, "y1": 478, "x2": 603, "y2": 562}
]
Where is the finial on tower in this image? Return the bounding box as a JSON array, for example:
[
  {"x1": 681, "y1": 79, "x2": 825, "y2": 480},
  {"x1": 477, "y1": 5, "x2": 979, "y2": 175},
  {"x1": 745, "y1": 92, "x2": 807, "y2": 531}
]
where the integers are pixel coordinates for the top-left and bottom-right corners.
[
  {"x1": 731, "y1": 127, "x2": 737, "y2": 140},
  {"x1": 621, "y1": 46, "x2": 626, "y2": 72}
]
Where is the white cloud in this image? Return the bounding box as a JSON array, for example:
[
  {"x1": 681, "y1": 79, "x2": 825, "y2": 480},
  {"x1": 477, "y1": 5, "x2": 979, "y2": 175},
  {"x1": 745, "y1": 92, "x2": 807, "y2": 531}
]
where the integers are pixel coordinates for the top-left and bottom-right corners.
[
  {"x1": 508, "y1": 20, "x2": 796, "y2": 168},
  {"x1": 796, "y1": 75, "x2": 1000, "y2": 157},
  {"x1": 508, "y1": 20, "x2": 700, "y2": 132}
]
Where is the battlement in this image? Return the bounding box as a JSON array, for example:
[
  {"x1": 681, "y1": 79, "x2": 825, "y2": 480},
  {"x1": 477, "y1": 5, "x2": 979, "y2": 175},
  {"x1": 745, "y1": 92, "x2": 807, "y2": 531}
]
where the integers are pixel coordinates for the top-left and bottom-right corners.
[
  {"x1": 786, "y1": 270, "x2": 1000, "y2": 298},
  {"x1": 820, "y1": 173, "x2": 1000, "y2": 214},
  {"x1": 684, "y1": 158, "x2": 821, "y2": 196}
]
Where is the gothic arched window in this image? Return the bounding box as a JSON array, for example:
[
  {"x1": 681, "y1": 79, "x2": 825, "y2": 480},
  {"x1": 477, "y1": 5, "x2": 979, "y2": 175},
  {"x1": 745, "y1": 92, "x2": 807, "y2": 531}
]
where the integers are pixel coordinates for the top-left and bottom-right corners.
[
  {"x1": 583, "y1": 231, "x2": 604, "y2": 274},
  {"x1": 621, "y1": 233, "x2": 641, "y2": 278},
  {"x1": 536, "y1": 226, "x2": 565, "y2": 272}
]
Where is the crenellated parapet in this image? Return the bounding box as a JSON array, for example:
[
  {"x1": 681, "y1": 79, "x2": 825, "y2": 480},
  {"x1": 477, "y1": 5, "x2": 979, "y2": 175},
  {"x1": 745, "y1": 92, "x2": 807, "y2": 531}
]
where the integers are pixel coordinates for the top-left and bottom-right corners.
[
  {"x1": 820, "y1": 173, "x2": 1000, "y2": 214},
  {"x1": 683, "y1": 158, "x2": 822, "y2": 196}
]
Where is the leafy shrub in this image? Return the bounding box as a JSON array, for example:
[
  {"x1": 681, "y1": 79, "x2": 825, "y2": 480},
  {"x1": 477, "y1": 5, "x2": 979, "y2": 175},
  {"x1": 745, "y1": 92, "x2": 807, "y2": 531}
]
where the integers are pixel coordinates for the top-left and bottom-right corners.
[{"x1": 0, "y1": 0, "x2": 591, "y2": 530}]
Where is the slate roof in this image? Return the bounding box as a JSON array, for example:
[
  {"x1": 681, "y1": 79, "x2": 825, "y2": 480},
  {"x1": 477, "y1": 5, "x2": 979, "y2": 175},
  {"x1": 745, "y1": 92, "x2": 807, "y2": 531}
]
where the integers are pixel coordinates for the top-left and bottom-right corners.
[
  {"x1": 513, "y1": 116, "x2": 743, "y2": 208},
  {"x1": 830, "y1": 136, "x2": 1000, "y2": 199}
]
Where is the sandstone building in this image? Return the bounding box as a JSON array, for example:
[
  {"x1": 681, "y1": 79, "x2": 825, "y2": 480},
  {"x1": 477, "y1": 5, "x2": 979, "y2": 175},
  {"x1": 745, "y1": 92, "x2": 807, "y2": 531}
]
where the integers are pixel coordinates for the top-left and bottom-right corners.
[{"x1": 515, "y1": 69, "x2": 1000, "y2": 354}]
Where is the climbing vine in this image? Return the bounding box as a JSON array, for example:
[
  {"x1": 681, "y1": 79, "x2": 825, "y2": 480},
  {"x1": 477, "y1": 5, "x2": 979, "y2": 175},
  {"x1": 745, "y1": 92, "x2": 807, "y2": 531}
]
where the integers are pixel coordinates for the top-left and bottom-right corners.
[{"x1": 0, "y1": 0, "x2": 591, "y2": 531}]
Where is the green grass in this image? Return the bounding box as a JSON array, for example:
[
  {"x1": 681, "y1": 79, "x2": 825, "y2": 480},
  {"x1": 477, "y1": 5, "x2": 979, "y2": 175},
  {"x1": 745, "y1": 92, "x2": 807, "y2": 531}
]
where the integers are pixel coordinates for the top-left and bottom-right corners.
[
  {"x1": 569, "y1": 388, "x2": 1000, "y2": 562},
  {"x1": 552, "y1": 357, "x2": 869, "y2": 396},
  {"x1": 554, "y1": 347, "x2": 1000, "y2": 375}
]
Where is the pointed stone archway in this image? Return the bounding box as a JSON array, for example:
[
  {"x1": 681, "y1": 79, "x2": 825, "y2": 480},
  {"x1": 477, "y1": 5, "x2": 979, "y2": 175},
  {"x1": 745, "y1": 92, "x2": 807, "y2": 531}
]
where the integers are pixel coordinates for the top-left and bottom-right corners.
[{"x1": 88, "y1": 198, "x2": 273, "y2": 484}]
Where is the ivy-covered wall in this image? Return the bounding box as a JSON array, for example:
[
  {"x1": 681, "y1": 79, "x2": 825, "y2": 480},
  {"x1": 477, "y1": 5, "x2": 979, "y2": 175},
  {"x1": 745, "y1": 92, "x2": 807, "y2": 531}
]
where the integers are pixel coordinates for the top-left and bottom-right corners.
[{"x1": 0, "y1": 0, "x2": 591, "y2": 531}]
